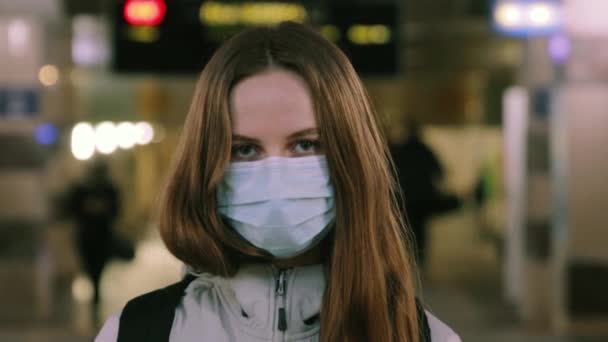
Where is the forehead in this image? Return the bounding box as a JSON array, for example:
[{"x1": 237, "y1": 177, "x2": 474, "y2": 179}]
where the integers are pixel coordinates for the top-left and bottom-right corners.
[{"x1": 229, "y1": 69, "x2": 317, "y2": 136}]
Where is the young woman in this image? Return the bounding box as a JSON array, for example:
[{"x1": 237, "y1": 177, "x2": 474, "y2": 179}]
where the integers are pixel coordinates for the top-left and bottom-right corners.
[{"x1": 96, "y1": 22, "x2": 461, "y2": 342}]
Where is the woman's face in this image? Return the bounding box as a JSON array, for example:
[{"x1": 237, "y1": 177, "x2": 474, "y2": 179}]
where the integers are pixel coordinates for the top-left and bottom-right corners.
[{"x1": 229, "y1": 69, "x2": 322, "y2": 162}]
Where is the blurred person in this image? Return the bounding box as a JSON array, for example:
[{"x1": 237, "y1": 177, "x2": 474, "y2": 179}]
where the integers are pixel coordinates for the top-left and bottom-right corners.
[
  {"x1": 390, "y1": 121, "x2": 462, "y2": 269},
  {"x1": 64, "y1": 159, "x2": 121, "y2": 322},
  {"x1": 96, "y1": 22, "x2": 461, "y2": 342}
]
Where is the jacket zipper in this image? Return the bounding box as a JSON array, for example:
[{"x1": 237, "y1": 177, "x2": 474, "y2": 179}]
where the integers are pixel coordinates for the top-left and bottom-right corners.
[{"x1": 276, "y1": 269, "x2": 288, "y2": 335}]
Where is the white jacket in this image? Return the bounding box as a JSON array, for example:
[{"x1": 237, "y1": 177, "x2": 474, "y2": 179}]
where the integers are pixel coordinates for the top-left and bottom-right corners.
[{"x1": 96, "y1": 264, "x2": 461, "y2": 342}]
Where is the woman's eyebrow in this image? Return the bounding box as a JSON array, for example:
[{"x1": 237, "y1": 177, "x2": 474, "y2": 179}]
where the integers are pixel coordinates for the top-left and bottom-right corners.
[
  {"x1": 232, "y1": 128, "x2": 318, "y2": 142},
  {"x1": 288, "y1": 128, "x2": 319, "y2": 139},
  {"x1": 232, "y1": 135, "x2": 261, "y2": 143}
]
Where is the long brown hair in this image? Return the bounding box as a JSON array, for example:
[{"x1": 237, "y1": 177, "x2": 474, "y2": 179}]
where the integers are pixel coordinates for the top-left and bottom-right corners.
[{"x1": 159, "y1": 22, "x2": 420, "y2": 342}]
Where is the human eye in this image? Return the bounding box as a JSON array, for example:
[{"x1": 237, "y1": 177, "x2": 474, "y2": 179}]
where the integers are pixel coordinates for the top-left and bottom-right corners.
[
  {"x1": 231, "y1": 143, "x2": 261, "y2": 161},
  {"x1": 291, "y1": 139, "x2": 322, "y2": 156}
]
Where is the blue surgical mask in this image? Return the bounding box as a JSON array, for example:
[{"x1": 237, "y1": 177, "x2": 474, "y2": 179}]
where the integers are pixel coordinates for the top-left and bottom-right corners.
[{"x1": 217, "y1": 155, "x2": 335, "y2": 258}]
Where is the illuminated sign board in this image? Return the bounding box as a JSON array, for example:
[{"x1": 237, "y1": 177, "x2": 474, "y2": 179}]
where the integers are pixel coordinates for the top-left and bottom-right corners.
[
  {"x1": 492, "y1": 0, "x2": 561, "y2": 37},
  {"x1": 199, "y1": 2, "x2": 307, "y2": 26},
  {"x1": 0, "y1": 88, "x2": 39, "y2": 118},
  {"x1": 124, "y1": 0, "x2": 167, "y2": 26},
  {"x1": 113, "y1": 0, "x2": 398, "y2": 75},
  {"x1": 325, "y1": 3, "x2": 397, "y2": 75}
]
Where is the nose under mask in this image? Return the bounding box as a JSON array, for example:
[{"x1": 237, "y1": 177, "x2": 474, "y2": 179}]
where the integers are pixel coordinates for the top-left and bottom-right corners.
[{"x1": 217, "y1": 155, "x2": 335, "y2": 258}]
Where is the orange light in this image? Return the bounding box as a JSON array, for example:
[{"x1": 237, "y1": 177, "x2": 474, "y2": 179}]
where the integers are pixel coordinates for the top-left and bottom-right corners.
[{"x1": 124, "y1": 0, "x2": 166, "y2": 26}]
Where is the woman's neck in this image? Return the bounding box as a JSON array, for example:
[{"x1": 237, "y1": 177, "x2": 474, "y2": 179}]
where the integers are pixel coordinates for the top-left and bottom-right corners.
[{"x1": 271, "y1": 245, "x2": 323, "y2": 269}]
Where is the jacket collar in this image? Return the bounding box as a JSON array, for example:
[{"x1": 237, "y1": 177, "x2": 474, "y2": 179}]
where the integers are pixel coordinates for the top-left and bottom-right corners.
[
  {"x1": 231, "y1": 264, "x2": 325, "y2": 324},
  {"x1": 187, "y1": 263, "x2": 326, "y2": 334}
]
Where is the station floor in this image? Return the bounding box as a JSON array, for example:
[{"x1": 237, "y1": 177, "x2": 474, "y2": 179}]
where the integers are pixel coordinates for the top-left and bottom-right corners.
[{"x1": 1, "y1": 210, "x2": 606, "y2": 341}]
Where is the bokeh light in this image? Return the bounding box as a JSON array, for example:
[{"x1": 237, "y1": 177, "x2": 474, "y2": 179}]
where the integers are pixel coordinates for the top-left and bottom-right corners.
[
  {"x1": 124, "y1": 0, "x2": 166, "y2": 26},
  {"x1": 94, "y1": 122, "x2": 118, "y2": 154},
  {"x1": 39, "y1": 65, "x2": 60, "y2": 86},
  {"x1": 72, "y1": 15, "x2": 110, "y2": 67},
  {"x1": 35, "y1": 123, "x2": 59, "y2": 146},
  {"x1": 528, "y1": 3, "x2": 556, "y2": 27},
  {"x1": 135, "y1": 122, "x2": 155, "y2": 145},
  {"x1": 7, "y1": 19, "x2": 29, "y2": 57},
  {"x1": 71, "y1": 123, "x2": 96, "y2": 160},
  {"x1": 71, "y1": 274, "x2": 93, "y2": 302},
  {"x1": 320, "y1": 25, "x2": 340, "y2": 42},
  {"x1": 549, "y1": 34, "x2": 571, "y2": 64},
  {"x1": 495, "y1": 3, "x2": 523, "y2": 28},
  {"x1": 116, "y1": 122, "x2": 139, "y2": 149}
]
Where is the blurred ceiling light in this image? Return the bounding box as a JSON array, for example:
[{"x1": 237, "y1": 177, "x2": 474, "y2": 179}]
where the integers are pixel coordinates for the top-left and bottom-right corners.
[
  {"x1": 347, "y1": 25, "x2": 367, "y2": 45},
  {"x1": 116, "y1": 122, "x2": 139, "y2": 149},
  {"x1": 72, "y1": 15, "x2": 110, "y2": 67},
  {"x1": 320, "y1": 25, "x2": 340, "y2": 42},
  {"x1": 71, "y1": 123, "x2": 96, "y2": 160},
  {"x1": 200, "y1": 2, "x2": 307, "y2": 26},
  {"x1": 493, "y1": 0, "x2": 561, "y2": 36},
  {"x1": 39, "y1": 64, "x2": 59, "y2": 87},
  {"x1": 135, "y1": 121, "x2": 155, "y2": 145},
  {"x1": 494, "y1": 3, "x2": 523, "y2": 28},
  {"x1": 94, "y1": 121, "x2": 118, "y2": 154},
  {"x1": 348, "y1": 25, "x2": 391, "y2": 45},
  {"x1": 200, "y1": 2, "x2": 240, "y2": 25},
  {"x1": 368, "y1": 25, "x2": 391, "y2": 44},
  {"x1": 240, "y1": 3, "x2": 307, "y2": 25},
  {"x1": 528, "y1": 3, "x2": 554, "y2": 26},
  {"x1": 71, "y1": 120, "x2": 159, "y2": 159},
  {"x1": 124, "y1": 0, "x2": 166, "y2": 26},
  {"x1": 7, "y1": 19, "x2": 29, "y2": 57},
  {"x1": 127, "y1": 25, "x2": 160, "y2": 43}
]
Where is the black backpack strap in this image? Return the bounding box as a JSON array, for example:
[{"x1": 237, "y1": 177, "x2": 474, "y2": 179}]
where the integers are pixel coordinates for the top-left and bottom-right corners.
[
  {"x1": 117, "y1": 275, "x2": 431, "y2": 342},
  {"x1": 416, "y1": 298, "x2": 432, "y2": 342},
  {"x1": 117, "y1": 274, "x2": 197, "y2": 342}
]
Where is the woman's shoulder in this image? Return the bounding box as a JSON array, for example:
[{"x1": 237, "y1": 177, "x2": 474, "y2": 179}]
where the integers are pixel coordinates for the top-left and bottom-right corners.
[
  {"x1": 96, "y1": 309, "x2": 462, "y2": 342},
  {"x1": 425, "y1": 310, "x2": 462, "y2": 342},
  {"x1": 94, "y1": 276, "x2": 216, "y2": 342}
]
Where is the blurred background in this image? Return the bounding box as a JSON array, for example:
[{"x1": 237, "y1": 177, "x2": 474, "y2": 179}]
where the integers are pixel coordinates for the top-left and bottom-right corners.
[{"x1": 1, "y1": 0, "x2": 607, "y2": 341}]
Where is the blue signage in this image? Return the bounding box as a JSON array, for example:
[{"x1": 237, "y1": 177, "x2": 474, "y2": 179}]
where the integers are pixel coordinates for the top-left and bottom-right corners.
[
  {"x1": 0, "y1": 88, "x2": 40, "y2": 118},
  {"x1": 492, "y1": 0, "x2": 561, "y2": 38}
]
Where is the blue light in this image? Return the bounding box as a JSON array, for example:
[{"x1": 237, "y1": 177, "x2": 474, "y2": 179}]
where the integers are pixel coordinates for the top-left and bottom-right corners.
[{"x1": 35, "y1": 123, "x2": 59, "y2": 145}]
